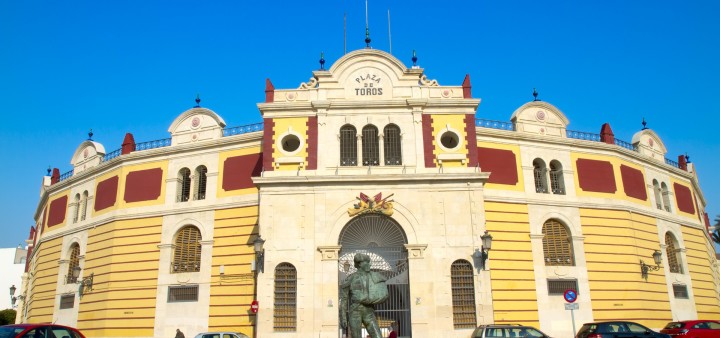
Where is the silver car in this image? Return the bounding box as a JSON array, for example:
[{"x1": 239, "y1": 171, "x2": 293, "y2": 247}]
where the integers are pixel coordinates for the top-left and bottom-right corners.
[{"x1": 193, "y1": 332, "x2": 250, "y2": 338}]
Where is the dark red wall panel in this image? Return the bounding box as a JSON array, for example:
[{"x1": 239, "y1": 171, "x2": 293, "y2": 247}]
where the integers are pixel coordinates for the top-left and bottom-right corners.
[
  {"x1": 619, "y1": 165, "x2": 647, "y2": 201},
  {"x1": 47, "y1": 196, "x2": 68, "y2": 227},
  {"x1": 262, "y1": 118, "x2": 275, "y2": 172},
  {"x1": 422, "y1": 115, "x2": 435, "y2": 168},
  {"x1": 306, "y1": 116, "x2": 318, "y2": 170},
  {"x1": 576, "y1": 159, "x2": 616, "y2": 193},
  {"x1": 464, "y1": 114, "x2": 479, "y2": 167},
  {"x1": 674, "y1": 183, "x2": 695, "y2": 214},
  {"x1": 477, "y1": 147, "x2": 518, "y2": 185},
  {"x1": 95, "y1": 175, "x2": 119, "y2": 211},
  {"x1": 124, "y1": 168, "x2": 163, "y2": 203},
  {"x1": 222, "y1": 153, "x2": 263, "y2": 191}
]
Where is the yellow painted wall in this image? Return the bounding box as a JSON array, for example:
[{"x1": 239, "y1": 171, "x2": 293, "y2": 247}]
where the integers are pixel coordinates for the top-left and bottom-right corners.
[
  {"x1": 78, "y1": 217, "x2": 162, "y2": 337},
  {"x1": 580, "y1": 209, "x2": 671, "y2": 328},
  {"x1": 681, "y1": 226, "x2": 720, "y2": 318},
  {"x1": 484, "y1": 202, "x2": 539, "y2": 326},
  {"x1": 25, "y1": 237, "x2": 62, "y2": 323},
  {"x1": 670, "y1": 178, "x2": 698, "y2": 219},
  {"x1": 46, "y1": 192, "x2": 70, "y2": 229},
  {"x1": 570, "y1": 153, "x2": 652, "y2": 207},
  {"x1": 431, "y1": 114, "x2": 469, "y2": 167},
  {"x1": 208, "y1": 206, "x2": 259, "y2": 336},
  {"x1": 117, "y1": 161, "x2": 168, "y2": 209},
  {"x1": 216, "y1": 147, "x2": 262, "y2": 198},
  {"x1": 92, "y1": 168, "x2": 122, "y2": 217},
  {"x1": 476, "y1": 141, "x2": 525, "y2": 192},
  {"x1": 272, "y1": 117, "x2": 309, "y2": 170}
]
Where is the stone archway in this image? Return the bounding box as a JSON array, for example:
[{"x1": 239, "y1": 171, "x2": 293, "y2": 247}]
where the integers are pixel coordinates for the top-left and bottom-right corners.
[{"x1": 338, "y1": 214, "x2": 411, "y2": 337}]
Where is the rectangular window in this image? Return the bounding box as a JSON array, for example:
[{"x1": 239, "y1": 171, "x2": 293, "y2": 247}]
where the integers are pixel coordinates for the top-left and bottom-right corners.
[
  {"x1": 59, "y1": 294, "x2": 75, "y2": 309},
  {"x1": 548, "y1": 279, "x2": 578, "y2": 295},
  {"x1": 673, "y1": 284, "x2": 688, "y2": 299},
  {"x1": 168, "y1": 285, "x2": 199, "y2": 302}
]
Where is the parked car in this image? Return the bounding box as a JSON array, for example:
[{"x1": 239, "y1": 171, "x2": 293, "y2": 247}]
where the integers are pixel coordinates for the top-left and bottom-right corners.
[
  {"x1": 471, "y1": 324, "x2": 552, "y2": 338},
  {"x1": 193, "y1": 332, "x2": 250, "y2": 338},
  {"x1": 0, "y1": 324, "x2": 86, "y2": 338},
  {"x1": 575, "y1": 321, "x2": 670, "y2": 338},
  {"x1": 660, "y1": 320, "x2": 720, "y2": 337}
]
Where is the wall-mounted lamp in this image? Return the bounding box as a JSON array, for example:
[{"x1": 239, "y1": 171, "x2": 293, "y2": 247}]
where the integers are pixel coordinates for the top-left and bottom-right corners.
[
  {"x1": 254, "y1": 235, "x2": 266, "y2": 274},
  {"x1": 72, "y1": 266, "x2": 94, "y2": 297},
  {"x1": 10, "y1": 285, "x2": 16, "y2": 307},
  {"x1": 640, "y1": 250, "x2": 662, "y2": 281},
  {"x1": 473, "y1": 231, "x2": 493, "y2": 270}
]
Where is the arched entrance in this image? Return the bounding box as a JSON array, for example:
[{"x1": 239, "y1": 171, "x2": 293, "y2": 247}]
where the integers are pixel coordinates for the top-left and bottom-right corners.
[{"x1": 338, "y1": 214, "x2": 411, "y2": 337}]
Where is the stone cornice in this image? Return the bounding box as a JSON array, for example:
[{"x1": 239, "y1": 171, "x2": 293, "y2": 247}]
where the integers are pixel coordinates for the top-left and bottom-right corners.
[{"x1": 253, "y1": 172, "x2": 490, "y2": 189}]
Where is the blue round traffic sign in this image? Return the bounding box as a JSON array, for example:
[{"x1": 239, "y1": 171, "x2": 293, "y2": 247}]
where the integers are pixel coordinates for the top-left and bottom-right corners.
[{"x1": 564, "y1": 289, "x2": 577, "y2": 303}]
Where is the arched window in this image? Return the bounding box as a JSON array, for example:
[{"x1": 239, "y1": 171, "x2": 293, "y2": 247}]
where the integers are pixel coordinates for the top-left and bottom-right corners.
[
  {"x1": 73, "y1": 194, "x2": 81, "y2": 223},
  {"x1": 653, "y1": 180, "x2": 662, "y2": 210},
  {"x1": 661, "y1": 182, "x2": 671, "y2": 212},
  {"x1": 80, "y1": 191, "x2": 89, "y2": 221},
  {"x1": 542, "y1": 219, "x2": 574, "y2": 266},
  {"x1": 451, "y1": 259, "x2": 476, "y2": 329},
  {"x1": 665, "y1": 233, "x2": 682, "y2": 273},
  {"x1": 274, "y1": 263, "x2": 297, "y2": 332},
  {"x1": 177, "y1": 168, "x2": 191, "y2": 202},
  {"x1": 362, "y1": 125, "x2": 380, "y2": 166},
  {"x1": 549, "y1": 160, "x2": 565, "y2": 195},
  {"x1": 194, "y1": 165, "x2": 207, "y2": 200},
  {"x1": 533, "y1": 159, "x2": 548, "y2": 193},
  {"x1": 172, "y1": 226, "x2": 201, "y2": 273},
  {"x1": 66, "y1": 244, "x2": 80, "y2": 284},
  {"x1": 383, "y1": 124, "x2": 402, "y2": 165},
  {"x1": 339, "y1": 125, "x2": 357, "y2": 166}
]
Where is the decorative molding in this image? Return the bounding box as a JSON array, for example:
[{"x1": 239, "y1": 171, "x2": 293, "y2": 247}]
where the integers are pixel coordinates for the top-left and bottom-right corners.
[
  {"x1": 404, "y1": 244, "x2": 428, "y2": 259},
  {"x1": 317, "y1": 246, "x2": 342, "y2": 261}
]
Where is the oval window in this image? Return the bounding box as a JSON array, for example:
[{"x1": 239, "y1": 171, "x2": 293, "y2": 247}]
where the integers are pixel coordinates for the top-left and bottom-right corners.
[
  {"x1": 440, "y1": 131, "x2": 460, "y2": 149},
  {"x1": 281, "y1": 134, "x2": 301, "y2": 153}
]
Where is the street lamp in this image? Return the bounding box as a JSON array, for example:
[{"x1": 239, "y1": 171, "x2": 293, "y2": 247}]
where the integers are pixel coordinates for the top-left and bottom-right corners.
[
  {"x1": 640, "y1": 250, "x2": 662, "y2": 281},
  {"x1": 10, "y1": 285, "x2": 16, "y2": 307},
  {"x1": 474, "y1": 231, "x2": 493, "y2": 271},
  {"x1": 72, "y1": 266, "x2": 94, "y2": 297},
  {"x1": 253, "y1": 235, "x2": 266, "y2": 274}
]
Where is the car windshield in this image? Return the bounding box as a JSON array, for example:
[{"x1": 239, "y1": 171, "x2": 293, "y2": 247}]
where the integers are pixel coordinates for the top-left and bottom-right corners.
[
  {"x1": 664, "y1": 322, "x2": 684, "y2": 329},
  {"x1": 0, "y1": 326, "x2": 27, "y2": 338}
]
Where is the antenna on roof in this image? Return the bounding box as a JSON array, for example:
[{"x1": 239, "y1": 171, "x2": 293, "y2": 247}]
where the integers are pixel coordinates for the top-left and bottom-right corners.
[{"x1": 388, "y1": 9, "x2": 392, "y2": 54}]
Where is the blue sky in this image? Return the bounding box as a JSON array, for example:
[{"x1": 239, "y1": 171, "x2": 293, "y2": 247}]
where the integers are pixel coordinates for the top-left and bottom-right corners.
[{"x1": 1, "y1": 1, "x2": 718, "y2": 251}]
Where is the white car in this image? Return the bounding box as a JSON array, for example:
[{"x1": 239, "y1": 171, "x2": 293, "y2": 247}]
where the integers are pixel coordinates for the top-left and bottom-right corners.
[{"x1": 193, "y1": 332, "x2": 250, "y2": 338}]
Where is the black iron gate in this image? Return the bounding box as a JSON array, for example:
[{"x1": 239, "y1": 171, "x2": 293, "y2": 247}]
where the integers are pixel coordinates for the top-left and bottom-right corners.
[{"x1": 338, "y1": 214, "x2": 412, "y2": 337}]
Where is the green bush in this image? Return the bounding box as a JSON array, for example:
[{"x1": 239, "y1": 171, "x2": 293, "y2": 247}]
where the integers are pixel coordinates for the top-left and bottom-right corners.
[{"x1": 0, "y1": 309, "x2": 16, "y2": 325}]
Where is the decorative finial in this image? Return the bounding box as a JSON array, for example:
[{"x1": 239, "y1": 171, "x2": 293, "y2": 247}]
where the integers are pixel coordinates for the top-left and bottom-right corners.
[
  {"x1": 685, "y1": 153, "x2": 691, "y2": 163},
  {"x1": 47, "y1": 165, "x2": 51, "y2": 176},
  {"x1": 532, "y1": 88, "x2": 539, "y2": 101},
  {"x1": 319, "y1": 52, "x2": 325, "y2": 70},
  {"x1": 412, "y1": 50, "x2": 417, "y2": 67},
  {"x1": 194, "y1": 94, "x2": 201, "y2": 108},
  {"x1": 641, "y1": 118, "x2": 648, "y2": 130},
  {"x1": 365, "y1": 27, "x2": 371, "y2": 48},
  {"x1": 88, "y1": 129, "x2": 93, "y2": 140}
]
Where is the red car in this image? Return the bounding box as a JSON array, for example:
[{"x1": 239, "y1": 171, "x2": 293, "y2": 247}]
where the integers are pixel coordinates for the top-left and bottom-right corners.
[
  {"x1": 660, "y1": 320, "x2": 720, "y2": 338},
  {"x1": 0, "y1": 323, "x2": 86, "y2": 338}
]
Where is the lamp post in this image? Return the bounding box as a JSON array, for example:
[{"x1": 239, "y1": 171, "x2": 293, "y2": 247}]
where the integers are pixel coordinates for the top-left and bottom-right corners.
[
  {"x1": 640, "y1": 250, "x2": 662, "y2": 281},
  {"x1": 10, "y1": 285, "x2": 16, "y2": 307},
  {"x1": 72, "y1": 266, "x2": 94, "y2": 297},
  {"x1": 253, "y1": 235, "x2": 265, "y2": 274}
]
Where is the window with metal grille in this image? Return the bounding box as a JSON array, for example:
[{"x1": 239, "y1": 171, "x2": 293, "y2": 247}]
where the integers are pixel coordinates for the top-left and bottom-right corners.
[
  {"x1": 168, "y1": 285, "x2": 199, "y2": 302},
  {"x1": 59, "y1": 294, "x2": 75, "y2": 309},
  {"x1": 80, "y1": 191, "x2": 89, "y2": 221},
  {"x1": 533, "y1": 159, "x2": 548, "y2": 193},
  {"x1": 547, "y1": 279, "x2": 578, "y2": 295},
  {"x1": 177, "y1": 168, "x2": 191, "y2": 202},
  {"x1": 672, "y1": 284, "x2": 688, "y2": 298},
  {"x1": 73, "y1": 194, "x2": 81, "y2": 223},
  {"x1": 362, "y1": 125, "x2": 380, "y2": 166},
  {"x1": 194, "y1": 165, "x2": 207, "y2": 200},
  {"x1": 66, "y1": 244, "x2": 80, "y2": 284},
  {"x1": 450, "y1": 260, "x2": 477, "y2": 329},
  {"x1": 549, "y1": 161, "x2": 565, "y2": 195},
  {"x1": 172, "y1": 226, "x2": 201, "y2": 273},
  {"x1": 274, "y1": 263, "x2": 297, "y2": 332},
  {"x1": 653, "y1": 180, "x2": 662, "y2": 209},
  {"x1": 340, "y1": 125, "x2": 357, "y2": 166},
  {"x1": 661, "y1": 182, "x2": 672, "y2": 212},
  {"x1": 542, "y1": 219, "x2": 574, "y2": 266},
  {"x1": 383, "y1": 124, "x2": 402, "y2": 165},
  {"x1": 665, "y1": 233, "x2": 682, "y2": 273}
]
